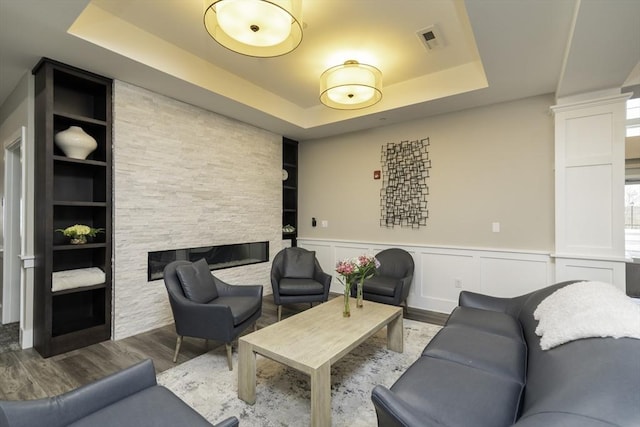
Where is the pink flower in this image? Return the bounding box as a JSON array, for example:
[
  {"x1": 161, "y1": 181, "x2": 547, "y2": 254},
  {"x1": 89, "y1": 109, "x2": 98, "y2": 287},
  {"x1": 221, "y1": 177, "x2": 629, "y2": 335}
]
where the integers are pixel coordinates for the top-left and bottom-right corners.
[
  {"x1": 336, "y1": 254, "x2": 379, "y2": 286},
  {"x1": 336, "y1": 259, "x2": 356, "y2": 276}
]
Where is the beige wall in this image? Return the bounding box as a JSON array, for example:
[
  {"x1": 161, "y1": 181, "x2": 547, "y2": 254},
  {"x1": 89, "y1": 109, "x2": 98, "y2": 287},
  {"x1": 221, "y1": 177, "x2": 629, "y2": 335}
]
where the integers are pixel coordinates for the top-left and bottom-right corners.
[
  {"x1": 299, "y1": 94, "x2": 555, "y2": 252},
  {"x1": 627, "y1": 136, "x2": 640, "y2": 159}
]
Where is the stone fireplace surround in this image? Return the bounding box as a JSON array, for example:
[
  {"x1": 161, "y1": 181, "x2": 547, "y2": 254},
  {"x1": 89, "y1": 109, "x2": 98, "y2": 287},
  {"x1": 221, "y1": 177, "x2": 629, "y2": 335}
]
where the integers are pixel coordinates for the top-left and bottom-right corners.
[{"x1": 112, "y1": 81, "x2": 281, "y2": 340}]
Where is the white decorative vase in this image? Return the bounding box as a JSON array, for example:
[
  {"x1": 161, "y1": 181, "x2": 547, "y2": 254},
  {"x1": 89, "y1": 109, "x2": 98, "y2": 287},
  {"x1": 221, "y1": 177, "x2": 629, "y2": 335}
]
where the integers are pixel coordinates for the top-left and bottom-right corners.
[{"x1": 54, "y1": 126, "x2": 97, "y2": 160}]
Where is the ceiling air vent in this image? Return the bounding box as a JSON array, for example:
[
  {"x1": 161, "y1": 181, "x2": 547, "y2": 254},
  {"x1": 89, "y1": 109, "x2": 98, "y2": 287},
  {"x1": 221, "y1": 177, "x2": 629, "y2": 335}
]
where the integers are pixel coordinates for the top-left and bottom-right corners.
[{"x1": 417, "y1": 25, "x2": 445, "y2": 51}]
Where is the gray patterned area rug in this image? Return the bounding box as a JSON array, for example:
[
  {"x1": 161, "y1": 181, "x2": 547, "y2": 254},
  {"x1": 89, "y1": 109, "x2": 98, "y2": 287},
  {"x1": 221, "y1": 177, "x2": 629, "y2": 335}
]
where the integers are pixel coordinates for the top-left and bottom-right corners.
[
  {"x1": 0, "y1": 322, "x2": 20, "y2": 354},
  {"x1": 157, "y1": 319, "x2": 441, "y2": 427}
]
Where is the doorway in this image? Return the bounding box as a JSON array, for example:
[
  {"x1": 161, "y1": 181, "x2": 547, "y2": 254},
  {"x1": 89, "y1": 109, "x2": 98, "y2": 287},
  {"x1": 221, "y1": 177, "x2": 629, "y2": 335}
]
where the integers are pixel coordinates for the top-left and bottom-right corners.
[{"x1": 2, "y1": 127, "x2": 25, "y2": 336}]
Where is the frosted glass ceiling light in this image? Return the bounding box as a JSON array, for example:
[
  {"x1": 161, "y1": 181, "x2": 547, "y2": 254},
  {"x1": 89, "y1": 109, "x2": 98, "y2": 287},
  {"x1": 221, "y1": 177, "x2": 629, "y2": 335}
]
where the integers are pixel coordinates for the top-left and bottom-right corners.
[
  {"x1": 204, "y1": 0, "x2": 303, "y2": 57},
  {"x1": 320, "y1": 60, "x2": 382, "y2": 109}
]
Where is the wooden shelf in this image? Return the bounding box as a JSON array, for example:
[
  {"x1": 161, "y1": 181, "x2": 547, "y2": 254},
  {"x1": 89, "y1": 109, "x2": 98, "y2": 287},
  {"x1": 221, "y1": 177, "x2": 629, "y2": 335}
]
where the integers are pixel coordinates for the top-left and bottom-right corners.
[
  {"x1": 52, "y1": 282, "x2": 106, "y2": 296},
  {"x1": 53, "y1": 155, "x2": 107, "y2": 167},
  {"x1": 54, "y1": 201, "x2": 108, "y2": 207},
  {"x1": 283, "y1": 137, "x2": 298, "y2": 245},
  {"x1": 53, "y1": 111, "x2": 107, "y2": 126},
  {"x1": 53, "y1": 243, "x2": 107, "y2": 251},
  {"x1": 33, "y1": 58, "x2": 112, "y2": 358}
]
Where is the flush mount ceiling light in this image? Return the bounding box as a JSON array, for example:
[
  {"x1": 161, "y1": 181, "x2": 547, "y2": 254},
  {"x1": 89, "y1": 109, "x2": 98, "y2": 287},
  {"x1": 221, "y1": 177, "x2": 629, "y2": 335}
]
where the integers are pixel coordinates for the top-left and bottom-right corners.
[
  {"x1": 203, "y1": 0, "x2": 303, "y2": 57},
  {"x1": 319, "y1": 60, "x2": 383, "y2": 110}
]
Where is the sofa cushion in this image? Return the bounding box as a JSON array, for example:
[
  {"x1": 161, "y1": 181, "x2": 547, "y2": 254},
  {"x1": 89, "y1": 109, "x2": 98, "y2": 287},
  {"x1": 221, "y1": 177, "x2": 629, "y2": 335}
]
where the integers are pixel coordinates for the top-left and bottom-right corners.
[
  {"x1": 283, "y1": 249, "x2": 316, "y2": 279},
  {"x1": 390, "y1": 356, "x2": 524, "y2": 427},
  {"x1": 278, "y1": 278, "x2": 325, "y2": 295},
  {"x1": 519, "y1": 334, "x2": 640, "y2": 425},
  {"x1": 67, "y1": 386, "x2": 211, "y2": 427},
  {"x1": 446, "y1": 306, "x2": 523, "y2": 341},
  {"x1": 422, "y1": 325, "x2": 526, "y2": 383},
  {"x1": 363, "y1": 275, "x2": 401, "y2": 297},
  {"x1": 176, "y1": 259, "x2": 218, "y2": 303}
]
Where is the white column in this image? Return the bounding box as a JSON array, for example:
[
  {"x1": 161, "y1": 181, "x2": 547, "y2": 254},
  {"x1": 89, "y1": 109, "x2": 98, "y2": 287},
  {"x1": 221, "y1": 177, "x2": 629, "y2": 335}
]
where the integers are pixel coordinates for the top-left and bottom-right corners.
[{"x1": 551, "y1": 92, "x2": 630, "y2": 290}]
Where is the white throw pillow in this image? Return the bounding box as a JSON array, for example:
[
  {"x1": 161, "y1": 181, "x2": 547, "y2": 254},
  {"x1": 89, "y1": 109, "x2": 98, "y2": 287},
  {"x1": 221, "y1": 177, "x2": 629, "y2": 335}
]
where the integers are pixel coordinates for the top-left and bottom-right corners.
[{"x1": 533, "y1": 281, "x2": 640, "y2": 350}]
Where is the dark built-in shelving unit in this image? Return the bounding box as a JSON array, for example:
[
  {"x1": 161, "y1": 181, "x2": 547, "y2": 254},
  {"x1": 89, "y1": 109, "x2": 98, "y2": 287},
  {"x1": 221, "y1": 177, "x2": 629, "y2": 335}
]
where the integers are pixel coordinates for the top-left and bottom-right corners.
[
  {"x1": 283, "y1": 137, "x2": 298, "y2": 246},
  {"x1": 33, "y1": 58, "x2": 112, "y2": 357}
]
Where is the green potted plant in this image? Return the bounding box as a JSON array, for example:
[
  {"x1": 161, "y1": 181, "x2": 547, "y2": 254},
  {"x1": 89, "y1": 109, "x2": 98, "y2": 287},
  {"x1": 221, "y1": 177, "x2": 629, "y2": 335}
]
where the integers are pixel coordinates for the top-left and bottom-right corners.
[{"x1": 56, "y1": 224, "x2": 104, "y2": 245}]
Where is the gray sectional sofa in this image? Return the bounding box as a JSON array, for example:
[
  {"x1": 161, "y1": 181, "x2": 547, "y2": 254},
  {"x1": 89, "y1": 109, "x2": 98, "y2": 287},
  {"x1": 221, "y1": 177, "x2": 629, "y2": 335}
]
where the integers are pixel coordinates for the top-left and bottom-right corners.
[
  {"x1": 0, "y1": 359, "x2": 237, "y2": 427},
  {"x1": 372, "y1": 281, "x2": 640, "y2": 426}
]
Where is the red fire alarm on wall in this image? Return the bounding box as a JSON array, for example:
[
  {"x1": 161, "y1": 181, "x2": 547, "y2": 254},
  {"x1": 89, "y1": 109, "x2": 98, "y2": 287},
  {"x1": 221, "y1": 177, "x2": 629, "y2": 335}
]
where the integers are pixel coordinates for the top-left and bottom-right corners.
[{"x1": 373, "y1": 170, "x2": 381, "y2": 180}]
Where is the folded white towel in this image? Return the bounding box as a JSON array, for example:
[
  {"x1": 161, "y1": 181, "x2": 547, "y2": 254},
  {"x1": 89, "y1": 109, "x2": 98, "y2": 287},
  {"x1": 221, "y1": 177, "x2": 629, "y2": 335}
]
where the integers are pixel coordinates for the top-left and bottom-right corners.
[
  {"x1": 533, "y1": 281, "x2": 640, "y2": 350},
  {"x1": 52, "y1": 267, "x2": 105, "y2": 292}
]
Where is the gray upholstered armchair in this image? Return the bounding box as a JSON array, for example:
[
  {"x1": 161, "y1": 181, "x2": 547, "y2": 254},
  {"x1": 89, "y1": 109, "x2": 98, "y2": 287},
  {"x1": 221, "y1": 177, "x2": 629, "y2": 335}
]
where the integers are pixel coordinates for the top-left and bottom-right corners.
[
  {"x1": 163, "y1": 259, "x2": 262, "y2": 370},
  {"x1": 0, "y1": 359, "x2": 238, "y2": 427},
  {"x1": 351, "y1": 248, "x2": 414, "y2": 310},
  {"x1": 270, "y1": 247, "x2": 332, "y2": 321}
]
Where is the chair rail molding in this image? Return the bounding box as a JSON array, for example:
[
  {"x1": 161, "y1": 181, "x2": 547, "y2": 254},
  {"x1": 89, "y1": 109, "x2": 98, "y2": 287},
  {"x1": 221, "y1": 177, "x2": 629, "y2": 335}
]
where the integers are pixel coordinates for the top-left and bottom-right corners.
[{"x1": 298, "y1": 238, "x2": 554, "y2": 314}]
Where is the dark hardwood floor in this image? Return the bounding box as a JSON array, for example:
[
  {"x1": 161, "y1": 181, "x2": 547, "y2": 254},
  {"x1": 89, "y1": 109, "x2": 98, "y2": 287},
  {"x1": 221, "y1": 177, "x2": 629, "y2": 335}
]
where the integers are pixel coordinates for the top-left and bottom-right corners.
[{"x1": 0, "y1": 295, "x2": 447, "y2": 401}]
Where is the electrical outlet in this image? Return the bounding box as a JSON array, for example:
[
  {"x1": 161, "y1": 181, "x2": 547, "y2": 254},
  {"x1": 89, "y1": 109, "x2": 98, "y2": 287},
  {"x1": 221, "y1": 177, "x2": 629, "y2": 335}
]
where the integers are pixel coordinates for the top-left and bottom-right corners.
[
  {"x1": 321, "y1": 220, "x2": 328, "y2": 228},
  {"x1": 454, "y1": 278, "x2": 463, "y2": 288}
]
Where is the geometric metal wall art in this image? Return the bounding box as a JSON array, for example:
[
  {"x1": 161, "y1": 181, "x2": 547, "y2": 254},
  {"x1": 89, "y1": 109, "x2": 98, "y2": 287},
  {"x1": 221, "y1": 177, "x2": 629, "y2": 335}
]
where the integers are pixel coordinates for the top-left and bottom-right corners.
[{"x1": 380, "y1": 138, "x2": 431, "y2": 228}]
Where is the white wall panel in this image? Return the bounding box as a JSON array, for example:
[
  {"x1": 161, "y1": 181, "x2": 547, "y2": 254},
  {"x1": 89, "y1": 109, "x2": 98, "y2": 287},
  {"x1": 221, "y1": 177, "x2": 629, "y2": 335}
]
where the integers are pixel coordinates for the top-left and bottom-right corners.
[
  {"x1": 479, "y1": 256, "x2": 551, "y2": 297},
  {"x1": 565, "y1": 164, "x2": 612, "y2": 250},
  {"x1": 565, "y1": 113, "x2": 612, "y2": 162},
  {"x1": 299, "y1": 238, "x2": 553, "y2": 314},
  {"x1": 417, "y1": 251, "x2": 475, "y2": 313},
  {"x1": 555, "y1": 257, "x2": 625, "y2": 291},
  {"x1": 552, "y1": 93, "x2": 628, "y2": 289}
]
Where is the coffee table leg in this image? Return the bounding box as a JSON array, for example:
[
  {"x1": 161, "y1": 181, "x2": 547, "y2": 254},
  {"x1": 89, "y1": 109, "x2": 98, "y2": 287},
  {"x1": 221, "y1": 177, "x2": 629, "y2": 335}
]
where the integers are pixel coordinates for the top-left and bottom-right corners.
[
  {"x1": 387, "y1": 314, "x2": 403, "y2": 353},
  {"x1": 238, "y1": 339, "x2": 256, "y2": 404},
  {"x1": 310, "y1": 362, "x2": 331, "y2": 427}
]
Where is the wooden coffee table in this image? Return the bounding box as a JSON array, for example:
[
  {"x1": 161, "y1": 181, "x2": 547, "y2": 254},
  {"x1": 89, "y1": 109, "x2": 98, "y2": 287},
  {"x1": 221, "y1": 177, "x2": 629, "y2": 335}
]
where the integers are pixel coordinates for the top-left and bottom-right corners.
[{"x1": 237, "y1": 297, "x2": 403, "y2": 427}]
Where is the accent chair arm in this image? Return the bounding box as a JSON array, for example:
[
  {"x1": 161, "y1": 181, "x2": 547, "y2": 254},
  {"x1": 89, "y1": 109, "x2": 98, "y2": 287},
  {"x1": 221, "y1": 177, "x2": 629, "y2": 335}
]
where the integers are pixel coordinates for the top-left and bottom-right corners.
[
  {"x1": 170, "y1": 296, "x2": 236, "y2": 339},
  {"x1": 398, "y1": 275, "x2": 413, "y2": 304},
  {"x1": 314, "y1": 270, "x2": 332, "y2": 291},
  {"x1": 214, "y1": 278, "x2": 263, "y2": 298},
  {"x1": 0, "y1": 359, "x2": 157, "y2": 427}
]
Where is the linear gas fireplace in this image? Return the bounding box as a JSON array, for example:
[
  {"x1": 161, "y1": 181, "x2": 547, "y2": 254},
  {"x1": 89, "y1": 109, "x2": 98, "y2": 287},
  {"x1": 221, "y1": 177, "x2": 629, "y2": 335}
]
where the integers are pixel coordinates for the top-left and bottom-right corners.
[{"x1": 148, "y1": 241, "x2": 269, "y2": 281}]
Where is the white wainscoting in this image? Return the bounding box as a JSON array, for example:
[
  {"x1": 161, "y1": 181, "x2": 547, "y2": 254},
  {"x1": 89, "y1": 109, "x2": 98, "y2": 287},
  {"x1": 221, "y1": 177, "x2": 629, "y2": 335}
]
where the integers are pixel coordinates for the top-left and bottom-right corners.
[
  {"x1": 554, "y1": 256, "x2": 626, "y2": 291},
  {"x1": 297, "y1": 238, "x2": 554, "y2": 314}
]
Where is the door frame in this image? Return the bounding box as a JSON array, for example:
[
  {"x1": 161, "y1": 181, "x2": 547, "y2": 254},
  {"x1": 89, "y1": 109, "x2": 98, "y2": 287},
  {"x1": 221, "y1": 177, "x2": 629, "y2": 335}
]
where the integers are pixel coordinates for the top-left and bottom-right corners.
[{"x1": 2, "y1": 127, "x2": 26, "y2": 328}]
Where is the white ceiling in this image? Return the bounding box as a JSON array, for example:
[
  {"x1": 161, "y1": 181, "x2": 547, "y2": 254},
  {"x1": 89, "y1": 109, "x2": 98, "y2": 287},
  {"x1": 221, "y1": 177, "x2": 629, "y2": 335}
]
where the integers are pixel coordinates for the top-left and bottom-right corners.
[{"x1": 1, "y1": 0, "x2": 639, "y2": 141}]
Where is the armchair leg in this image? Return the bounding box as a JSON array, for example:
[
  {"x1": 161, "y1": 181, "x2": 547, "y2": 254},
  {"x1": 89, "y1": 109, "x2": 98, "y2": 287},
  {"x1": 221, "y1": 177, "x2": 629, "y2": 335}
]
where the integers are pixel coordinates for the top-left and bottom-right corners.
[
  {"x1": 277, "y1": 305, "x2": 282, "y2": 322},
  {"x1": 173, "y1": 335, "x2": 183, "y2": 363},
  {"x1": 226, "y1": 343, "x2": 233, "y2": 371},
  {"x1": 254, "y1": 322, "x2": 258, "y2": 331}
]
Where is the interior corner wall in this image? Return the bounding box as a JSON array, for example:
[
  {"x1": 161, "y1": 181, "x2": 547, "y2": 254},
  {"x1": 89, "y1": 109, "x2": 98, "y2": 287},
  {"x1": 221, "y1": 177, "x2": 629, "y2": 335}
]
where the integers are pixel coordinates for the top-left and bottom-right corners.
[
  {"x1": 112, "y1": 81, "x2": 281, "y2": 340},
  {"x1": 0, "y1": 71, "x2": 35, "y2": 348},
  {"x1": 298, "y1": 94, "x2": 555, "y2": 252},
  {"x1": 0, "y1": 73, "x2": 31, "y2": 247}
]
